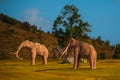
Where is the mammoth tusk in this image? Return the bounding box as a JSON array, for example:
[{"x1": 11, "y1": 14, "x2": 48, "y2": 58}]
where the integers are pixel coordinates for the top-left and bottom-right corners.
[
  {"x1": 15, "y1": 52, "x2": 23, "y2": 60},
  {"x1": 59, "y1": 42, "x2": 70, "y2": 60},
  {"x1": 59, "y1": 47, "x2": 68, "y2": 60},
  {"x1": 8, "y1": 52, "x2": 15, "y2": 55},
  {"x1": 14, "y1": 42, "x2": 24, "y2": 60}
]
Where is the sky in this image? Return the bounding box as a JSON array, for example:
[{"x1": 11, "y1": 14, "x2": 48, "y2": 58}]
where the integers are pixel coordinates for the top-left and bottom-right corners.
[{"x1": 0, "y1": 0, "x2": 120, "y2": 45}]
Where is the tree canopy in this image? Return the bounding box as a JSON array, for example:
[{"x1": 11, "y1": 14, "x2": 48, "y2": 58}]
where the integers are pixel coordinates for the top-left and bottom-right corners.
[
  {"x1": 112, "y1": 44, "x2": 120, "y2": 59},
  {"x1": 52, "y1": 5, "x2": 91, "y2": 46}
]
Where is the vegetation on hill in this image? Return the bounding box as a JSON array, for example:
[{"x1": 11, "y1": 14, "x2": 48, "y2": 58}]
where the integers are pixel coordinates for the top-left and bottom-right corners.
[
  {"x1": 52, "y1": 5, "x2": 114, "y2": 59},
  {"x1": 0, "y1": 13, "x2": 117, "y2": 60},
  {"x1": 52, "y1": 5, "x2": 91, "y2": 47},
  {"x1": 0, "y1": 14, "x2": 58, "y2": 59},
  {"x1": 112, "y1": 44, "x2": 120, "y2": 59}
]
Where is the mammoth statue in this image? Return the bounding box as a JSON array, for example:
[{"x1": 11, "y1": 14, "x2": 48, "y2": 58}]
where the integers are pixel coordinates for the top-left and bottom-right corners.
[
  {"x1": 14, "y1": 40, "x2": 49, "y2": 65},
  {"x1": 60, "y1": 38, "x2": 97, "y2": 69}
]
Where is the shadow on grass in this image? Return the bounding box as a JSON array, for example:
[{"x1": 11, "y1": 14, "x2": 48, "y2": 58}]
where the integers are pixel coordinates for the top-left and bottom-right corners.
[
  {"x1": 34, "y1": 68, "x2": 59, "y2": 72},
  {"x1": 34, "y1": 67, "x2": 95, "y2": 72}
]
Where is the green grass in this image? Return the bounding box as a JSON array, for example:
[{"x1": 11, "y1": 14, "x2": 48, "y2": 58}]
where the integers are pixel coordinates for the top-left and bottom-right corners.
[{"x1": 0, "y1": 59, "x2": 120, "y2": 80}]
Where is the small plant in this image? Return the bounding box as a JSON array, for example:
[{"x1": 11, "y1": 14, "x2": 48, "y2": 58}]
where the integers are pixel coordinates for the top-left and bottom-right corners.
[
  {"x1": 98, "y1": 53, "x2": 106, "y2": 59},
  {"x1": 112, "y1": 44, "x2": 120, "y2": 59}
]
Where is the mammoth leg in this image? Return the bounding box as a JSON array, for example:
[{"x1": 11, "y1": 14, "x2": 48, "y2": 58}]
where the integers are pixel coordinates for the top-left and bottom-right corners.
[
  {"x1": 93, "y1": 50, "x2": 97, "y2": 69},
  {"x1": 89, "y1": 53, "x2": 93, "y2": 69},
  {"x1": 31, "y1": 55, "x2": 36, "y2": 65},
  {"x1": 31, "y1": 49, "x2": 36, "y2": 65},
  {"x1": 94, "y1": 59, "x2": 96, "y2": 69},
  {"x1": 93, "y1": 57, "x2": 96, "y2": 69},
  {"x1": 73, "y1": 50, "x2": 79, "y2": 69},
  {"x1": 41, "y1": 56, "x2": 44, "y2": 64},
  {"x1": 89, "y1": 55, "x2": 96, "y2": 69},
  {"x1": 89, "y1": 58, "x2": 93, "y2": 69},
  {"x1": 42, "y1": 55, "x2": 47, "y2": 65},
  {"x1": 77, "y1": 54, "x2": 80, "y2": 69},
  {"x1": 89, "y1": 49, "x2": 96, "y2": 69},
  {"x1": 44, "y1": 56, "x2": 47, "y2": 65},
  {"x1": 42, "y1": 54, "x2": 48, "y2": 65}
]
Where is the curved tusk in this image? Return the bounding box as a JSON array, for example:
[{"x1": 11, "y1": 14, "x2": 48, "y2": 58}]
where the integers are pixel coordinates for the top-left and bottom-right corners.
[
  {"x1": 59, "y1": 47, "x2": 68, "y2": 60},
  {"x1": 59, "y1": 42, "x2": 70, "y2": 60},
  {"x1": 14, "y1": 42, "x2": 24, "y2": 60},
  {"x1": 15, "y1": 52, "x2": 23, "y2": 60}
]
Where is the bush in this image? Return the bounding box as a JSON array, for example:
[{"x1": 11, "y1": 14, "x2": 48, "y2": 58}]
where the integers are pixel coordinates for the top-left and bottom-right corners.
[
  {"x1": 112, "y1": 44, "x2": 120, "y2": 59},
  {"x1": 21, "y1": 22, "x2": 30, "y2": 31},
  {"x1": 98, "y1": 53, "x2": 106, "y2": 59},
  {"x1": 0, "y1": 52, "x2": 10, "y2": 60}
]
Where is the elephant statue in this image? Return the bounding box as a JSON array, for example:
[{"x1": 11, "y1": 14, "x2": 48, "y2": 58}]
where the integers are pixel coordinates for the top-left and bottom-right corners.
[
  {"x1": 14, "y1": 40, "x2": 49, "y2": 65},
  {"x1": 60, "y1": 38, "x2": 97, "y2": 69}
]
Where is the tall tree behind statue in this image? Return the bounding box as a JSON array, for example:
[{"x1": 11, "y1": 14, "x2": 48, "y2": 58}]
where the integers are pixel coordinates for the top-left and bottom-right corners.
[{"x1": 52, "y1": 5, "x2": 91, "y2": 46}]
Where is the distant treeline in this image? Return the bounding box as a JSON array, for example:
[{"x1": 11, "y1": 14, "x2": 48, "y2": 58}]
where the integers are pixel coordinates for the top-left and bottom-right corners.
[{"x1": 0, "y1": 13, "x2": 120, "y2": 60}]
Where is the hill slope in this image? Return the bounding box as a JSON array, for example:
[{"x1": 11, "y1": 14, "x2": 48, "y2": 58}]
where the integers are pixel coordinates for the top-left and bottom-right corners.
[
  {"x1": 0, "y1": 14, "x2": 114, "y2": 59},
  {"x1": 0, "y1": 14, "x2": 58, "y2": 59}
]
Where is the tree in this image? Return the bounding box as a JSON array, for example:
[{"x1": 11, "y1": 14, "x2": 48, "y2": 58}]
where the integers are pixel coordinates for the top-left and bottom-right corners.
[
  {"x1": 96, "y1": 36, "x2": 101, "y2": 41},
  {"x1": 0, "y1": 14, "x2": 18, "y2": 25},
  {"x1": 98, "y1": 53, "x2": 106, "y2": 59},
  {"x1": 52, "y1": 5, "x2": 91, "y2": 46},
  {"x1": 105, "y1": 40, "x2": 110, "y2": 46},
  {"x1": 112, "y1": 44, "x2": 120, "y2": 59},
  {"x1": 21, "y1": 22, "x2": 30, "y2": 31},
  {"x1": 96, "y1": 36, "x2": 103, "y2": 45}
]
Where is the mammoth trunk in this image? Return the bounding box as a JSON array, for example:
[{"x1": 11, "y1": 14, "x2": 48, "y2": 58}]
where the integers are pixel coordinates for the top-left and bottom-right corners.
[{"x1": 15, "y1": 44, "x2": 23, "y2": 60}]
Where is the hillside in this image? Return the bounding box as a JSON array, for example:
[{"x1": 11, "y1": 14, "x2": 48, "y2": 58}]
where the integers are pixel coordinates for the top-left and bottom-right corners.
[
  {"x1": 0, "y1": 14, "x2": 58, "y2": 59},
  {"x1": 85, "y1": 38, "x2": 114, "y2": 59},
  {"x1": 0, "y1": 14, "x2": 114, "y2": 59}
]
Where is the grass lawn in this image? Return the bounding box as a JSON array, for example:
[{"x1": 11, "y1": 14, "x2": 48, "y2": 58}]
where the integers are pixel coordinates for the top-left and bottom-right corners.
[{"x1": 0, "y1": 59, "x2": 120, "y2": 80}]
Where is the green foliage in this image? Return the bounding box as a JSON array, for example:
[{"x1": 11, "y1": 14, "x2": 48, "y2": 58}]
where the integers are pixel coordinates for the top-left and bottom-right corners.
[
  {"x1": 98, "y1": 53, "x2": 106, "y2": 59},
  {"x1": 0, "y1": 14, "x2": 19, "y2": 25},
  {"x1": 96, "y1": 36, "x2": 101, "y2": 41},
  {"x1": 0, "y1": 51, "x2": 9, "y2": 59},
  {"x1": 105, "y1": 40, "x2": 110, "y2": 46},
  {"x1": 0, "y1": 13, "x2": 114, "y2": 59},
  {"x1": 52, "y1": 5, "x2": 91, "y2": 46},
  {"x1": 52, "y1": 4, "x2": 113, "y2": 58},
  {"x1": 30, "y1": 25, "x2": 37, "y2": 33},
  {"x1": 95, "y1": 36, "x2": 103, "y2": 45},
  {"x1": 21, "y1": 21, "x2": 30, "y2": 31},
  {"x1": 0, "y1": 14, "x2": 58, "y2": 59},
  {"x1": 112, "y1": 44, "x2": 120, "y2": 59}
]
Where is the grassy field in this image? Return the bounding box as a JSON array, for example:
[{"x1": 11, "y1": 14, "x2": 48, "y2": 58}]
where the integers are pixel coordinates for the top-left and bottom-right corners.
[{"x1": 0, "y1": 59, "x2": 120, "y2": 80}]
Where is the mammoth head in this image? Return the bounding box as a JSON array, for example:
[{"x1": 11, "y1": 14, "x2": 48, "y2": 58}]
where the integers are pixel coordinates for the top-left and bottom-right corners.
[
  {"x1": 14, "y1": 40, "x2": 32, "y2": 60},
  {"x1": 69, "y1": 38, "x2": 76, "y2": 47}
]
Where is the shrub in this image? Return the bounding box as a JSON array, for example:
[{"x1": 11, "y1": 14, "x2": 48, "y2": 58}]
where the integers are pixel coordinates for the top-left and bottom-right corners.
[
  {"x1": 98, "y1": 53, "x2": 106, "y2": 59},
  {"x1": 112, "y1": 44, "x2": 120, "y2": 59}
]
